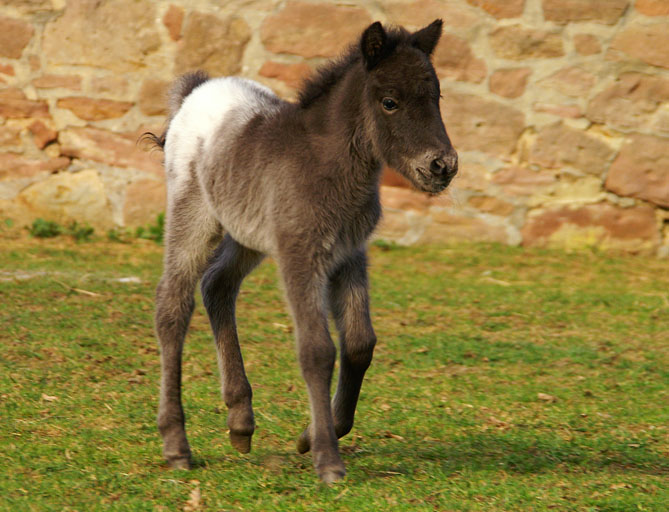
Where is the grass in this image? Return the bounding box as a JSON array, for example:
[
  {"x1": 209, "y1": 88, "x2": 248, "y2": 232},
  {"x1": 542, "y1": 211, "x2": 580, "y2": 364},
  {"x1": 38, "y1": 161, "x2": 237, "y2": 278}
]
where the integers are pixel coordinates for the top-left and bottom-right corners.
[{"x1": 0, "y1": 235, "x2": 667, "y2": 511}]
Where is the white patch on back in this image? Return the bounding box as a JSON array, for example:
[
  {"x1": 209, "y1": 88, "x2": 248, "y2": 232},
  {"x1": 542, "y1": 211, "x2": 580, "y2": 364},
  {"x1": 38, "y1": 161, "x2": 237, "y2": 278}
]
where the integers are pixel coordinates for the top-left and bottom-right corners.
[{"x1": 164, "y1": 77, "x2": 277, "y2": 195}]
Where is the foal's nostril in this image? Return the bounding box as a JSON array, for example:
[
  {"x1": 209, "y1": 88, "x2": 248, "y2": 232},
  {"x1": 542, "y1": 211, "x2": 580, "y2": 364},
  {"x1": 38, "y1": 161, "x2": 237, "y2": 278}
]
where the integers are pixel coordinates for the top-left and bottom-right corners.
[{"x1": 430, "y1": 157, "x2": 446, "y2": 176}]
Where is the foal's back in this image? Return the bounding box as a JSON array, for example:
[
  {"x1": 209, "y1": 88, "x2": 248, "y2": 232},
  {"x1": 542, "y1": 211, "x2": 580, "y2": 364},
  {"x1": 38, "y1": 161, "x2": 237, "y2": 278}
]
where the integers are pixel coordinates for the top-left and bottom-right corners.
[{"x1": 165, "y1": 76, "x2": 284, "y2": 254}]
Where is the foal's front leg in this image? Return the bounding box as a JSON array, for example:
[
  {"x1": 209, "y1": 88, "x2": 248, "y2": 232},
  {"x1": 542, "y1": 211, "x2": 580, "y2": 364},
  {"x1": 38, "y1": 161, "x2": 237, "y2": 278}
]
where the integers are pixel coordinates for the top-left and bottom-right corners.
[
  {"x1": 298, "y1": 249, "x2": 376, "y2": 453},
  {"x1": 280, "y1": 256, "x2": 345, "y2": 483}
]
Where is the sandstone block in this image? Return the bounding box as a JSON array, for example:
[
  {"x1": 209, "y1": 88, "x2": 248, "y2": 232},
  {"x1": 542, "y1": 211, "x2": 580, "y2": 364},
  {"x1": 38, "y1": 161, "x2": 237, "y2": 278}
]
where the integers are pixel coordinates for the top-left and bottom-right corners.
[
  {"x1": 441, "y1": 92, "x2": 525, "y2": 157},
  {"x1": 42, "y1": 0, "x2": 160, "y2": 72},
  {"x1": 0, "y1": 63, "x2": 15, "y2": 76},
  {"x1": 0, "y1": 153, "x2": 69, "y2": 180},
  {"x1": 522, "y1": 203, "x2": 659, "y2": 253},
  {"x1": 539, "y1": 67, "x2": 596, "y2": 97},
  {"x1": 28, "y1": 121, "x2": 58, "y2": 149},
  {"x1": 528, "y1": 123, "x2": 615, "y2": 175},
  {"x1": 18, "y1": 169, "x2": 113, "y2": 229},
  {"x1": 7, "y1": 0, "x2": 56, "y2": 13},
  {"x1": 385, "y1": 0, "x2": 478, "y2": 29},
  {"x1": 32, "y1": 74, "x2": 82, "y2": 90},
  {"x1": 261, "y1": 1, "x2": 371, "y2": 58},
  {"x1": 138, "y1": 79, "x2": 169, "y2": 116},
  {"x1": 490, "y1": 25, "x2": 564, "y2": 59},
  {"x1": 123, "y1": 178, "x2": 166, "y2": 226},
  {"x1": 0, "y1": 88, "x2": 49, "y2": 119},
  {"x1": 610, "y1": 23, "x2": 669, "y2": 69},
  {"x1": 381, "y1": 185, "x2": 430, "y2": 213},
  {"x1": 0, "y1": 16, "x2": 34, "y2": 59},
  {"x1": 423, "y1": 209, "x2": 514, "y2": 244},
  {"x1": 0, "y1": 125, "x2": 22, "y2": 147},
  {"x1": 450, "y1": 163, "x2": 491, "y2": 192},
  {"x1": 175, "y1": 12, "x2": 251, "y2": 75},
  {"x1": 489, "y1": 68, "x2": 531, "y2": 98},
  {"x1": 434, "y1": 34, "x2": 486, "y2": 83},
  {"x1": 163, "y1": 4, "x2": 184, "y2": 41},
  {"x1": 466, "y1": 0, "x2": 525, "y2": 18},
  {"x1": 492, "y1": 166, "x2": 557, "y2": 196},
  {"x1": 543, "y1": 0, "x2": 629, "y2": 24},
  {"x1": 573, "y1": 34, "x2": 601, "y2": 55},
  {"x1": 586, "y1": 73, "x2": 669, "y2": 132},
  {"x1": 636, "y1": 0, "x2": 669, "y2": 16},
  {"x1": 606, "y1": 134, "x2": 669, "y2": 208},
  {"x1": 467, "y1": 196, "x2": 515, "y2": 216},
  {"x1": 258, "y1": 61, "x2": 312, "y2": 90},
  {"x1": 59, "y1": 126, "x2": 163, "y2": 176},
  {"x1": 90, "y1": 75, "x2": 129, "y2": 97},
  {"x1": 57, "y1": 97, "x2": 133, "y2": 121},
  {"x1": 533, "y1": 103, "x2": 582, "y2": 118}
]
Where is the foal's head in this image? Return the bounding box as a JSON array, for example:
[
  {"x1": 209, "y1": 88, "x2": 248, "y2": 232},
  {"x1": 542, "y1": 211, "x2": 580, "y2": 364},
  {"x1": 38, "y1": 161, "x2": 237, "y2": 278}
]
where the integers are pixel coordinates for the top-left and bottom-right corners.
[{"x1": 360, "y1": 20, "x2": 458, "y2": 194}]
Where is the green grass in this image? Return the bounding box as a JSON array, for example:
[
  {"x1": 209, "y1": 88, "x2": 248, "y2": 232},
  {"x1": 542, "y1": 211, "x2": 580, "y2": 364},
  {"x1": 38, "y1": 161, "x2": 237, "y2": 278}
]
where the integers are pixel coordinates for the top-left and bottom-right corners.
[{"x1": 0, "y1": 236, "x2": 667, "y2": 511}]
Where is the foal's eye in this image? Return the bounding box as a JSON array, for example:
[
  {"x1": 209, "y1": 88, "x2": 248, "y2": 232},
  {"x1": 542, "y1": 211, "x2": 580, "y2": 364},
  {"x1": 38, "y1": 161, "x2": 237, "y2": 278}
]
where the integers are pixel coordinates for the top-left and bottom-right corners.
[{"x1": 381, "y1": 97, "x2": 398, "y2": 112}]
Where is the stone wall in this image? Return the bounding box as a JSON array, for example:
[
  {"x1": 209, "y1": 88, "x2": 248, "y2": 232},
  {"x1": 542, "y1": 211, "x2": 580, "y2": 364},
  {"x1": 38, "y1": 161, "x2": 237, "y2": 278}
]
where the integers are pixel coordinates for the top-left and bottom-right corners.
[{"x1": 0, "y1": 0, "x2": 668, "y2": 255}]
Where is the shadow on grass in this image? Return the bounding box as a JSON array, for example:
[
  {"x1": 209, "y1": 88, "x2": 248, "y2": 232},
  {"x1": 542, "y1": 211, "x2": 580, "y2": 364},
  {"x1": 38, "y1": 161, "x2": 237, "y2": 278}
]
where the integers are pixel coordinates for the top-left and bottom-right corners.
[{"x1": 345, "y1": 432, "x2": 669, "y2": 479}]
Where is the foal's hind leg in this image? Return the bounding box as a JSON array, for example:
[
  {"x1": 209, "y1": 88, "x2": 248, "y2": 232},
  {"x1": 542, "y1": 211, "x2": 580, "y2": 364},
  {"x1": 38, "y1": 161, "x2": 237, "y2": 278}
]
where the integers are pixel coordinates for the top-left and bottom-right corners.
[
  {"x1": 200, "y1": 234, "x2": 264, "y2": 454},
  {"x1": 156, "y1": 199, "x2": 221, "y2": 469},
  {"x1": 298, "y1": 249, "x2": 376, "y2": 453}
]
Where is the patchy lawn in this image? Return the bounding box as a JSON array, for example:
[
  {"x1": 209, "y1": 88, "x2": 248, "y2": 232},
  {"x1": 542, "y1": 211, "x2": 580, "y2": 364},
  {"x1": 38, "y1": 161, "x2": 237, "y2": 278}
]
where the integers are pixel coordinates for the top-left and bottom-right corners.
[{"x1": 1, "y1": 235, "x2": 667, "y2": 511}]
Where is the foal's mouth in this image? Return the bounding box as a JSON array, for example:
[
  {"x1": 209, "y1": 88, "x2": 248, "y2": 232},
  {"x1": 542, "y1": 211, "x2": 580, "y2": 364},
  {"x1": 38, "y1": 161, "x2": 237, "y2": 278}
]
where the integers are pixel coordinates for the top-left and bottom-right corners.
[{"x1": 414, "y1": 167, "x2": 452, "y2": 194}]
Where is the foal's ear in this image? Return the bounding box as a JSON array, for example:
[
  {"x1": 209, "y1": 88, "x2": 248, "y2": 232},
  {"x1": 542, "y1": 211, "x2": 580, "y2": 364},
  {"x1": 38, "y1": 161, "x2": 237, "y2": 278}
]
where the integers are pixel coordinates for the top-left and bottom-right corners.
[
  {"x1": 411, "y1": 19, "x2": 443, "y2": 56},
  {"x1": 361, "y1": 21, "x2": 388, "y2": 70}
]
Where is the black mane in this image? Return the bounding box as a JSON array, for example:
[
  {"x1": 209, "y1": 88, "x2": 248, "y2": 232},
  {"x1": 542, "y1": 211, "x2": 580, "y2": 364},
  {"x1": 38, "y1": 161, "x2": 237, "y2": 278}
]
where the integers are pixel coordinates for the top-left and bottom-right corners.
[{"x1": 297, "y1": 26, "x2": 411, "y2": 108}]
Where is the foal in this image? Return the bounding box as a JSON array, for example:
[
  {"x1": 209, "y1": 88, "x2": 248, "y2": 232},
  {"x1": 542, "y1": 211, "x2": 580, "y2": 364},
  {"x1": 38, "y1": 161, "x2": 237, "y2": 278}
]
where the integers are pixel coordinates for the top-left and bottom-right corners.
[{"x1": 148, "y1": 20, "x2": 458, "y2": 482}]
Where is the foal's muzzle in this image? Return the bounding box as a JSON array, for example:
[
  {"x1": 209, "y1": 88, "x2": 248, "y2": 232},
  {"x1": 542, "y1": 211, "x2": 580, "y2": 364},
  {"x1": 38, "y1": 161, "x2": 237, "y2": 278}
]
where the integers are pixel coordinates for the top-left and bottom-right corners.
[{"x1": 429, "y1": 150, "x2": 458, "y2": 181}]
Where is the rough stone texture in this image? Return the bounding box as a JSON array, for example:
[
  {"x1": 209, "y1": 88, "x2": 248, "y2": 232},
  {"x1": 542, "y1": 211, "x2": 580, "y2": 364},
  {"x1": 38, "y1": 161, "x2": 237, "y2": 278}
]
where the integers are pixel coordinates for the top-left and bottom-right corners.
[
  {"x1": 573, "y1": 34, "x2": 601, "y2": 55},
  {"x1": 533, "y1": 103, "x2": 582, "y2": 118},
  {"x1": 489, "y1": 68, "x2": 531, "y2": 98},
  {"x1": 57, "y1": 97, "x2": 134, "y2": 121},
  {"x1": 124, "y1": 178, "x2": 166, "y2": 225},
  {"x1": 0, "y1": 88, "x2": 49, "y2": 118},
  {"x1": 441, "y1": 92, "x2": 525, "y2": 157},
  {"x1": 28, "y1": 121, "x2": 58, "y2": 149},
  {"x1": 0, "y1": 15, "x2": 34, "y2": 59},
  {"x1": 385, "y1": 0, "x2": 478, "y2": 29},
  {"x1": 539, "y1": 67, "x2": 596, "y2": 97},
  {"x1": 163, "y1": 4, "x2": 184, "y2": 41},
  {"x1": 610, "y1": 23, "x2": 669, "y2": 69},
  {"x1": 466, "y1": 0, "x2": 525, "y2": 19},
  {"x1": 467, "y1": 196, "x2": 515, "y2": 216},
  {"x1": 529, "y1": 123, "x2": 615, "y2": 176},
  {"x1": 258, "y1": 61, "x2": 312, "y2": 90},
  {"x1": 0, "y1": 125, "x2": 22, "y2": 147},
  {"x1": 59, "y1": 126, "x2": 163, "y2": 176},
  {"x1": 32, "y1": 74, "x2": 82, "y2": 90},
  {"x1": 42, "y1": 0, "x2": 161, "y2": 72},
  {"x1": 0, "y1": 153, "x2": 69, "y2": 180},
  {"x1": 138, "y1": 79, "x2": 169, "y2": 116},
  {"x1": 606, "y1": 134, "x2": 669, "y2": 208},
  {"x1": 490, "y1": 26, "x2": 565, "y2": 59},
  {"x1": 175, "y1": 12, "x2": 251, "y2": 75},
  {"x1": 636, "y1": 0, "x2": 669, "y2": 16},
  {"x1": 522, "y1": 203, "x2": 659, "y2": 253},
  {"x1": 586, "y1": 73, "x2": 669, "y2": 132},
  {"x1": 261, "y1": 1, "x2": 371, "y2": 58},
  {"x1": 18, "y1": 170, "x2": 113, "y2": 229},
  {"x1": 542, "y1": 0, "x2": 629, "y2": 25},
  {"x1": 434, "y1": 34, "x2": 486, "y2": 83},
  {"x1": 0, "y1": 0, "x2": 667, "y2": 254}
]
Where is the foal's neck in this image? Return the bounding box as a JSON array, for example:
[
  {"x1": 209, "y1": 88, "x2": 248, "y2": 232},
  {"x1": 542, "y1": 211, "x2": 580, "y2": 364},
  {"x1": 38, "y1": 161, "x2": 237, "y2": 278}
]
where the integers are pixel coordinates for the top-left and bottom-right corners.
[{"x1": 300, "y1": 64, "x2": 381, "y2": 188}]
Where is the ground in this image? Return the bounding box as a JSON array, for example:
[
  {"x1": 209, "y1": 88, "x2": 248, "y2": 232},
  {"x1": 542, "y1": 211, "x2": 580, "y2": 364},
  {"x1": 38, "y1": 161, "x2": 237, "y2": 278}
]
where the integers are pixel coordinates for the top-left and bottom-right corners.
[{"x1": 0, "y1": 235, "x2": 667, "y2": 511}]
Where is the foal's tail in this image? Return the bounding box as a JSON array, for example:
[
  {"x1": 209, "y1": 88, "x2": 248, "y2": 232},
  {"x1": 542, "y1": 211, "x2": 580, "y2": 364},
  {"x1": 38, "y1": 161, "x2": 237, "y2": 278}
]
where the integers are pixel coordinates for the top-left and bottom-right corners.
[{"x1": 140, "y1": 70, "x2": 211, "y2": 151}]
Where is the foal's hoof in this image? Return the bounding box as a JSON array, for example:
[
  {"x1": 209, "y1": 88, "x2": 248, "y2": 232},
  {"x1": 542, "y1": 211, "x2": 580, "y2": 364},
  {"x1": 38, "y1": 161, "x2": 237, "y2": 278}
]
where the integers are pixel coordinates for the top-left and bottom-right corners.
[
  {"x1": 318, "y1": 465, "x2": 346, "y2": 484},
  {"x1": 296, "y1": 429, "x2": 311, "y2": 454},
  {"x1": 167, "y1": 456, "x2": 191, "y2": 470},
  {"x1": 229, "y1": 430, "x2": 253, "y2": 454}
]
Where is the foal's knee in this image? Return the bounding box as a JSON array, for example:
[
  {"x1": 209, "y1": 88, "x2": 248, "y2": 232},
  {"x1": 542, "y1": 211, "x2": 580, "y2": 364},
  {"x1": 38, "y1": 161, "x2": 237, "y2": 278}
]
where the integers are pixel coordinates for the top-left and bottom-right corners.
[
  {"x1": 345, "y1": 333, "x2": 376, "y2": 371},
  {"x1": 155, "y1": 278, "x2": 195, "y2": 340},
  {"x1": 299, "y1": 337, "x2": 337, "y2": 379}
]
